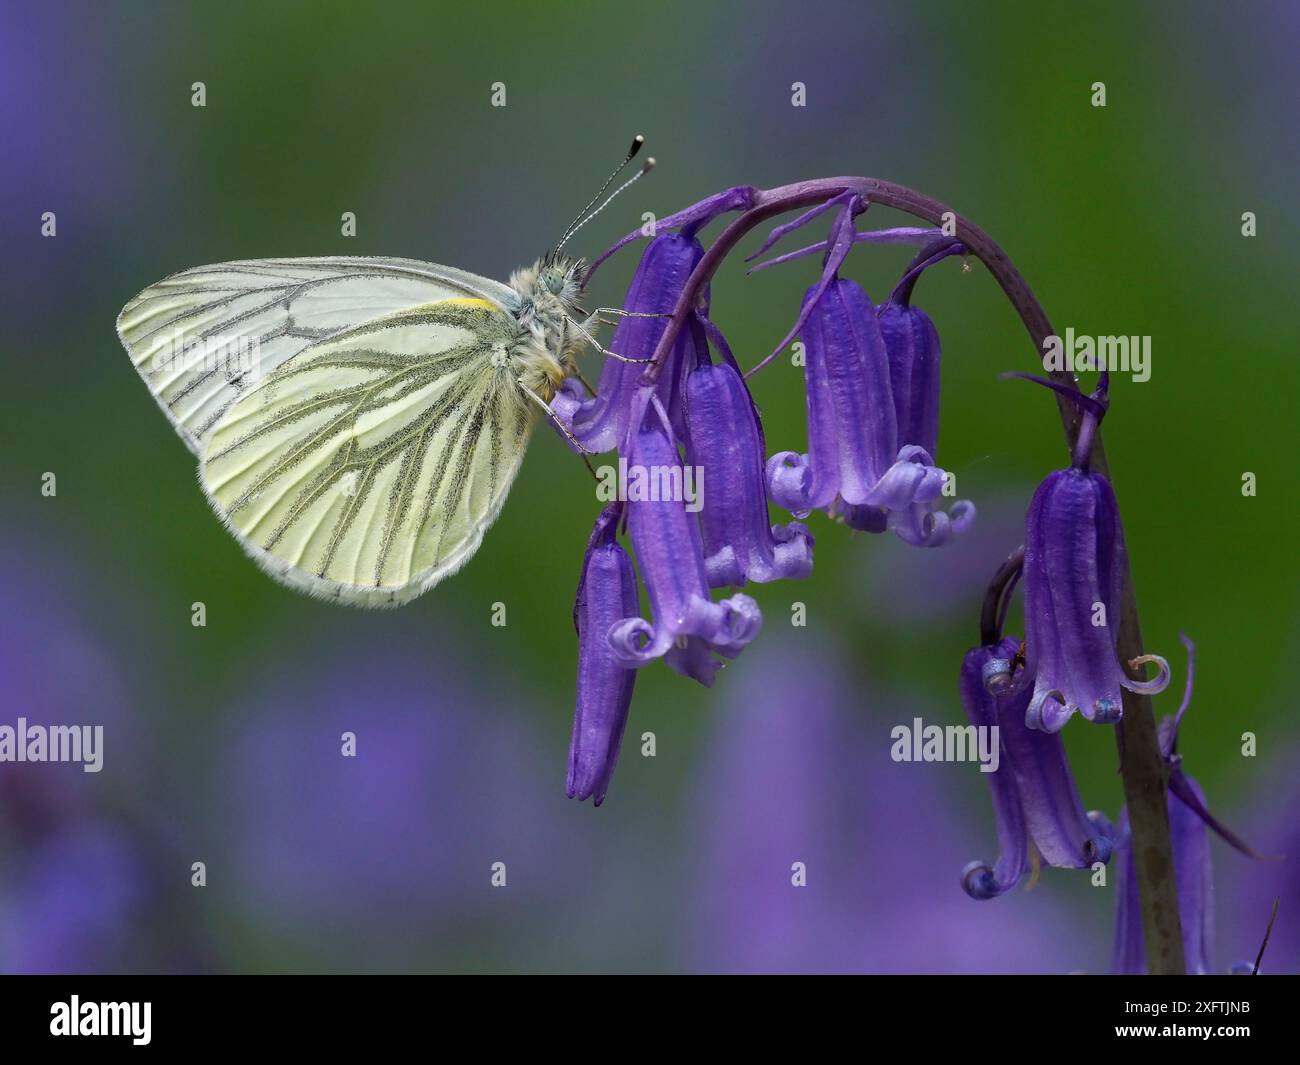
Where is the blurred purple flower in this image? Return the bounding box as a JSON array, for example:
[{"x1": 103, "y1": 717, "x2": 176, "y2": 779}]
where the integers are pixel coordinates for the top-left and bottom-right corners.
[
  {"x1": 1, "y1": 821, "x2": 154, "y2": 974},
  {"x1": 0, "y1": 551, "x2": 139, "y2": 822},
  {"x1": 1109, "y1": 636, "x2": 1270, "y2": 974},
  {"x1": 0, "y1": 541, "x2": 207, "y2": 973},
  {"x1": 1, "y1": 6, "x2": 154, "y2": 318},
  {"x1": 218, "y1": 631, "x2": 590, "y2": 968},
  {"x1": 855, "y1": 490, "x2": 1023, "y2": 626},
  {"x1": 683, "y1": 643, "x2": 1094, "y2": 973},
  {"x1": 1223, "y1": 747, "x2": 1300, "y2": 974}
]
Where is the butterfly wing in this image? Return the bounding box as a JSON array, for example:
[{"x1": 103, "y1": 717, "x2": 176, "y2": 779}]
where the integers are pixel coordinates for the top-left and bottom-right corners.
[
  {"x1": 199, "y1": 298, "x2": 536, "y2": 607},
  {"x1": 117, "y1": 256, "x2": 517, "y2": 455}
]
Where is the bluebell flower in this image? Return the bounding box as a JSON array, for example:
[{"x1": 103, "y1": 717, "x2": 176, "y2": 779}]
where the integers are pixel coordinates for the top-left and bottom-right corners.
[
  {"x1": 682, "y1": 354, "x2": 814, "y2": 587},
  {"x1": 568, "y1": 504, "x2": 639, "y2": 805},
  {"x1": 559, "y1": 214, "x2": 816, "y2": 802},
  {"x1": 766, "y1": 276, "x2": 902, "y2": 514},
  {"x1": 609, "y1": 427, "x2": 762, "y2": 686},
  {"x1": 864, "y1": 240, "x2": 976, "y2": 544},
  {"x1": 761, "y1": 215, "x2": 973, "y2": 545},
  {"x1": 959, "y1": 637, "x2": 1113, "y2": 899},
  {"x1": 1013, "y1": 377, "x2": 1171, "y2": 731},
  {"x1": 553, "y1": 232, "x2": 705, "y2": 453}
]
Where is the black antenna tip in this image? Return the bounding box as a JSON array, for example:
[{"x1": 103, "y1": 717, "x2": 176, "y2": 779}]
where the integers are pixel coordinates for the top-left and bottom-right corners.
[
  {"x1": 642, "y1": 156, "x2": 656, "y2": 172},
  {"x1": 628, "y1": 134, "x2": 645, "y2": 159}
]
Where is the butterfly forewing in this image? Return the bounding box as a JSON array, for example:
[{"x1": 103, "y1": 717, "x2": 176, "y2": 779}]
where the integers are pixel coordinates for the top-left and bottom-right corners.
[
  {"x1": 116, "y1": 256, "x2": 516, "y2": 455},
  {"x1": 200, "y1": 299, "x2": 536, "y2": 606}
]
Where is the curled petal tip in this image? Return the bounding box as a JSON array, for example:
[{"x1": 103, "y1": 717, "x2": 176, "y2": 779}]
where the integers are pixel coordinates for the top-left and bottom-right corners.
[
  {"x1": 950, "y1": 498, "x2": 977, "y2": 533},
  {"x1": 1123, "y1": 652, "x2": 1171, "y2": 695},
  {"x1": 1026, "y1": 688, "x2": 1072, "y2": 733},
  {"x1": 765, "y1": 450, "x2": 816, "y2": 514},
  {"x1": 607, "y1": 616, "x2": 659, "y2": 667},
  {"x1": 981, "y1": 657, "x2": 1013, "y2": 695},
  {"x1": 1087, "y1": 808, "x2": 1118, "y2": 843},
  {"x1": 960, "y1": 860, "x2": 1007, "y2": 901},
  {"x1": 1083, "y1": 829, "x2": 1114, "y2": 866}
]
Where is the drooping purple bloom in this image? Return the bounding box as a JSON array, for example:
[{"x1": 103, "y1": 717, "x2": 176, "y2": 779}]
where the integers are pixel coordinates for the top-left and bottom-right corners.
[
  {"x1": 553, "y1": 232, "x2": 705, "y2": 453},
  {"x1": 1022, "y1": 468, "x2": 1140, "y2": 730},
  {"x1": 766, "y1": 276, "x2": 901, "y2": 512},
  {"x1": 559, "y1": 210, "x2": 800, "y2": 784},
  {"x1": 875, "y1": 238, "x2": 964, "y2": 453},
  {"x1": 1015, "y1": 378, "x2": 1169, "y2": 731},
  {"x1": 1109, "y1": 636, "x2": 1269, "y2": 974},
  {"x1": 878, "y1": 297, "x2": 942, "y2": 458},
  {"x1": 683, "y1": 358, "x2": 814, "y2": 587},
  {"x1": 563, "y1": 183, "x2": 972, "y2": 798},
  {"x1": 765, "y1": 274, "x2": 972, "y2": 546},
  {"x1": 568, "y1": 504, "x2": 639, "y2": 806},
  {"x1": 960, "y1": 638, "x2": 1113, "y2": 899},
  {"x1": 608, "y1": 427, "x2": 762, "y2": 686}
]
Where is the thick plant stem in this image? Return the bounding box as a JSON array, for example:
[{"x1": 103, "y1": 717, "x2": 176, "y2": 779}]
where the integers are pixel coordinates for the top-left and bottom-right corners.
[{"x1": 624, "y1": 177, "x2": 1185, "y2": 974}]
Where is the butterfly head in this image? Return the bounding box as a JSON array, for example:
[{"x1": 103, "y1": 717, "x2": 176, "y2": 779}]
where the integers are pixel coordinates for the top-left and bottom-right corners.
[
  {"x1": 537, "y1": 253, "x2": 587, "y2": 311},
  {"x1": 509, "y1": 255, "x2": 586, "y2": 322}
]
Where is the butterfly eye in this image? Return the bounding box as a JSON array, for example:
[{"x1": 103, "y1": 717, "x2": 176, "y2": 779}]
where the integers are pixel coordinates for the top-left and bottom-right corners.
[{"x1": 544, "y1": 271, "x2": 565, "y2": 295}]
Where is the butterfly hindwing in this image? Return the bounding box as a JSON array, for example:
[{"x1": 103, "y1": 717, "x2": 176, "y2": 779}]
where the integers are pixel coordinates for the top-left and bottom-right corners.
[
  {"x1": 199, "y1": 298, "x2": 536, "y2": 606},
  {"x1": 116, "y1": 256, "x2": 517, "y2": 455}
]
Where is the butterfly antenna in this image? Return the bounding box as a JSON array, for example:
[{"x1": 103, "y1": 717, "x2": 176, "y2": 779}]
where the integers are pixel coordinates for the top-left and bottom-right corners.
[{"x1": 555, "y1": 135, "x2": 654, "y2": 255}]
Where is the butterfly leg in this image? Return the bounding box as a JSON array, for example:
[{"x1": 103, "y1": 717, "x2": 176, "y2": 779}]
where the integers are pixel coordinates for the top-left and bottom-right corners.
[
  {"x1": 583, "y1": 307, "x2": 674, "y2": 323},
  {"x1": 565, "y1": 314, "x2": 653, "y2": 365},
  {"x1": 519, "y1": 384, "x2": 600, "y2": 480},
  {"x1": 576, "y1": 308, "x2": 673, "y2": 340}
]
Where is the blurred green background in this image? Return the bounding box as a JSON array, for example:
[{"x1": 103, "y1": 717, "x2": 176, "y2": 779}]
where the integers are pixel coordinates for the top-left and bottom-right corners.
[{"x1": 1, "y1": 0, "x2": 1295, "y2": 972}]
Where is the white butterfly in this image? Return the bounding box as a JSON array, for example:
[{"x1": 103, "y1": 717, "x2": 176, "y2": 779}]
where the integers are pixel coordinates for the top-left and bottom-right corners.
[
  {"x1": 119, "y1": 141, "x2": 655, "y2": 607},
  {"x1": 118, "y1": 252, "x2": 597, "y2": 607}
]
